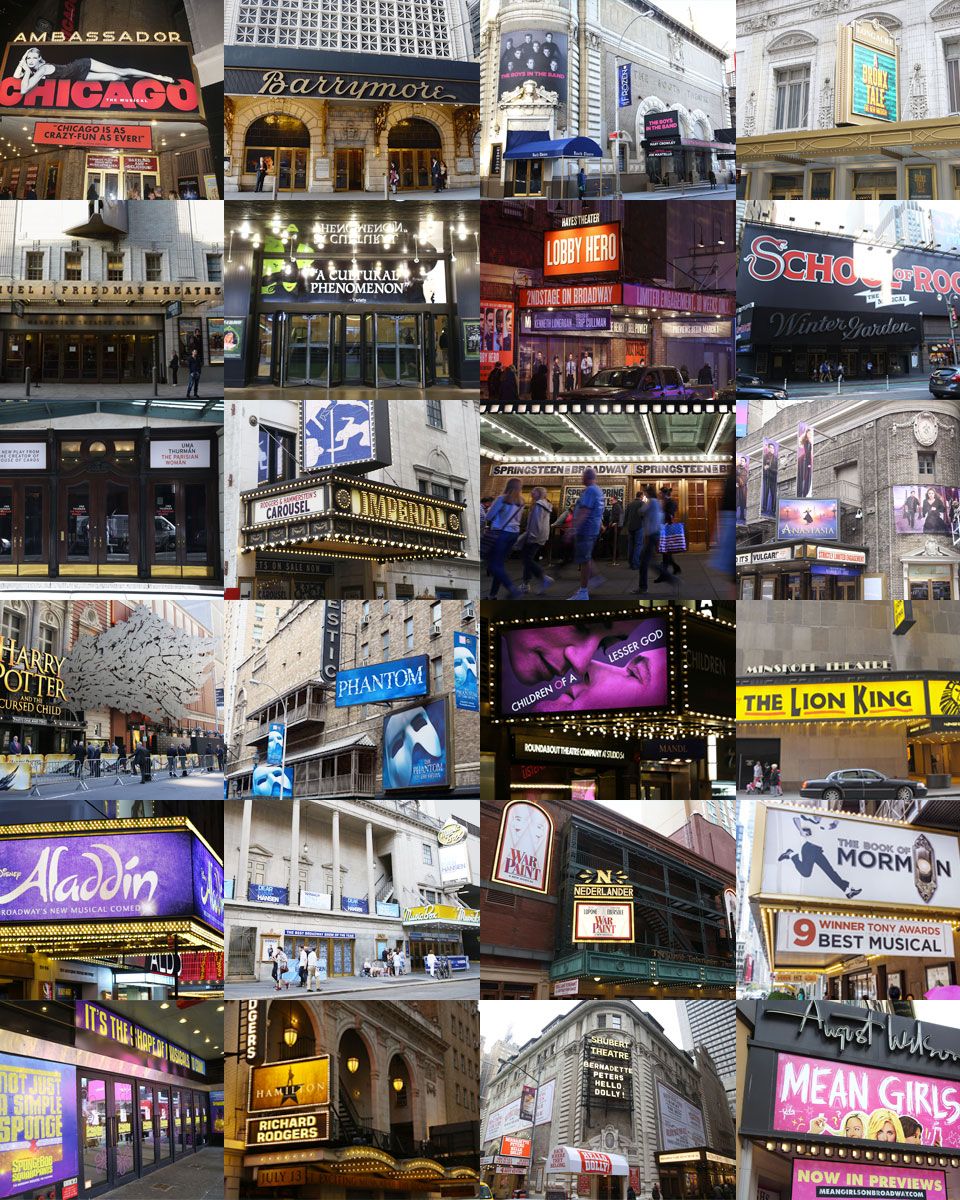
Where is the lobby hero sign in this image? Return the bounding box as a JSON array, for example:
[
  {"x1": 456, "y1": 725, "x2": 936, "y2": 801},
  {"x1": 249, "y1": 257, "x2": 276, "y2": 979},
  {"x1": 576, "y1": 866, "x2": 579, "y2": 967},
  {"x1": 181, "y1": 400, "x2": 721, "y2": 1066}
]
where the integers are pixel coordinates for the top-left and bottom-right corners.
[
  {"x1": 775, "y1": 1052, "x2": 960, "y2": 1147},
  {"x1": 0, "y1": 1053, "x2": 77, "y2": 1198},
  {"x1": 0, "y1": 827, "x2": 224, "y2": 932},
  {"x1": 335, "y1": 654, "x2": 428, "y2": 707},
  {"x1": 758, "y1": 807, "x2": 960, "y2": 912},
  {"x1": 794, "y1": 1162, "x2": 946, "y2": 1200}
]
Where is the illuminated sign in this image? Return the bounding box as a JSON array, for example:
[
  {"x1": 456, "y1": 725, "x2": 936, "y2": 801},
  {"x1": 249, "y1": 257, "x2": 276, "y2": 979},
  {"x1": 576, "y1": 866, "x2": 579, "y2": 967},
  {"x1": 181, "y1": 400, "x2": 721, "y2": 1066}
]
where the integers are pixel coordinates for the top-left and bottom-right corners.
[
  {"x1": 737, "y1": 679, "x2": 960, "y2": 723},
  {"x1": 544, "y1": 223, "x2": 621, "y2": 278},
  {"x1": 244, "y1": 67, "x2": 473, "y2": 104},
  {"x1": 75, "y1": 1002, "x2": 206, "y2": 1075},
  {"x1": 33, "y1": 121, "x2": 151, "y2": 146},
  {"x1": 335, "y1": 654, "x2": 428, "y2": 706},
  {"x1": 0, "y1": 41, "x2": 203, "y2": 119},
  {"x1": 585, "y1": 1035, "x2": 632, "y2": 1105},
  {"x1": 657, "y1": 1081, "x2": 706, "y2": 1150},
  {"x1": 0, "y1": 282, "x2": 218, "y2": 302},
  {"x1": 501, "y1": 1136, "x2": 531, "y2": 1158},
  {"x1": 301, "y1": 399, "x2": 391, "y2": 472},
  {"x1": 248, "y1": 1058, "x2": 330, "y2": 1113},
  {"x1": 491, "y1": 800, "x2": 554, "y2": 894},
  {"x1": 644, "y1": 110, "x2": 680, "y2": 137},
  {"x1": 573, "y1": 901, "x2": 634, "y2": 942},
  {"x1": 574, "y1": 868, "x2": 634, "y2": 900},
  {"x1": 777, "y1": 498, "x2": 839, "y2": 541},
  {"x1": 381, "y1": 695, "x2": 452, "y2": 790},
  {"x1": 851, "y1": 42, "x2": 897, "y2": 121},
  {"x1": 775, "y1": 912, "x2": 954, "y2": 959},
  {"x1": 258, "y1": 1168, "x2": 306, "y2": 1188},
  {"x1": 0, "y1": 1055, "x2": 77, "y2": 1198},
  {"x1": 0, "y1": 635, "x2": 66, "y2": 721},
  {"x1": 0, "y1": 443, "x2": 46, "y2": 469},
  {"x1": 149, "y1": 439, "x2": 211, "y2": 469},
  {"x1": 245, "y1": 1111, "x2": 330, "y2": 1148},
  {"x1": 0, "y1": 825, "x2": 223, "y2": 932},
  {"x1": 519, "y1": 284, "x2": 622, "y2": 307},
  {"x1": 454, "y1": 631, "x2": 478, "y2": 712},
  {"x1": 400, "y1": 904, "x2": 479, "y2": 926},
  {"x1": 239, "y1": 1000, "x2": 266, "y2": 1066}
]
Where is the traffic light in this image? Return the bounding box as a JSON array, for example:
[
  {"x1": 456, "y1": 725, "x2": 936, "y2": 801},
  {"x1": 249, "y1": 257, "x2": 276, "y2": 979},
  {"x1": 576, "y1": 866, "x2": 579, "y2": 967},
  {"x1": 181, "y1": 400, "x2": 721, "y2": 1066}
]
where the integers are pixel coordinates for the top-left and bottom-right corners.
[{"x1": 950, "y1": 305, "x2": 959, "y2": 324}]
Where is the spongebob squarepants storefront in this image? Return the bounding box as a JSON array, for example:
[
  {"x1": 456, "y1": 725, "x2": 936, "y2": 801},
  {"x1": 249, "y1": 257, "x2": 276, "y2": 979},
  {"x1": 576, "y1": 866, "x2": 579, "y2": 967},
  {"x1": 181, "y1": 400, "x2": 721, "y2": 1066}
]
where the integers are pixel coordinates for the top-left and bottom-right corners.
[{"x1": 229, "y1": 1000, "x2": 479, "y2": 1199}]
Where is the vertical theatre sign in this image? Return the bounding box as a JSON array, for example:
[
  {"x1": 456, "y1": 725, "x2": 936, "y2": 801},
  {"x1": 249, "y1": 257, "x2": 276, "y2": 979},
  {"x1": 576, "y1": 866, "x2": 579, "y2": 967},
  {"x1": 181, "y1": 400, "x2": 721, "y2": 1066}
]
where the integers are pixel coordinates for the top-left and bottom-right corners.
[
  {"x1": 320, "y1": 601, "x2": 342, "y2": 683},
  {"x1": 837, "y1": 19, "x2": 899, "y2": 125},
  {"x1": 584, "y1": 1034, "x2": 633, "y2": 1107}
]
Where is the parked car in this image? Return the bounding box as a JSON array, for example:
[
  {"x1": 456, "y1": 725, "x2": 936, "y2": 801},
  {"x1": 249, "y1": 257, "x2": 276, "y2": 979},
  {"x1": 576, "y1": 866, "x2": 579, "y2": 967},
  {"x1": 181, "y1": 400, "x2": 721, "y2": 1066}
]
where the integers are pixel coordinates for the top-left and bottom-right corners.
[
  {"x1": 718, "y1": 381, "x2": 789, "y2": 404},
  {"x1": 559, "y1": 365, "x2": 691, "y2": 401},
  {"x1": 736, "y1": 370, "x2": 764, "y2": 386},
  {"x1": 929, "y1": 366, "x2": 960, "y2": 397},
  {"x1": 800, "y1": 769, "x2": 927, "y2": 806}
]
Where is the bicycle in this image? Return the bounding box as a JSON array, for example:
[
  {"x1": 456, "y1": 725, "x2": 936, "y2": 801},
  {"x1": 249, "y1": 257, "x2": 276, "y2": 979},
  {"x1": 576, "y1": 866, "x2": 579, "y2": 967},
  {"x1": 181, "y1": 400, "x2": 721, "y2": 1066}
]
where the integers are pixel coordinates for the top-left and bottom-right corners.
[{"x1": 435, "y1": 955, "x2": 451, "y2": 981}]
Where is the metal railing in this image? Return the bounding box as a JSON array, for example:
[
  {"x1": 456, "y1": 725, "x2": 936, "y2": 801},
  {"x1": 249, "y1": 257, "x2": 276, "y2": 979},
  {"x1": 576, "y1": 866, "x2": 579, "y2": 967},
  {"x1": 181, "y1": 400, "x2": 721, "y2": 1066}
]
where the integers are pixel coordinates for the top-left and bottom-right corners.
[
  {"x1": 0, "y1": 752, "x2": 224, "y2": 797},
  {"x1": 251, "y1": 700, "x2": 325, "y2": 738}
]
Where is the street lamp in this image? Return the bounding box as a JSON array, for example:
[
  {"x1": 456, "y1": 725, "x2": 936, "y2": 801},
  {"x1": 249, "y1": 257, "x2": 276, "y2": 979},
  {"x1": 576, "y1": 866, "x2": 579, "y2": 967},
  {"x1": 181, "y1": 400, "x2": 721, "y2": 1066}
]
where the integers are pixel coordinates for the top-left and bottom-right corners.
[
  {"x1": 613, "y1": 6, "x2": 654, "y2": 198},
  {"x1": 347, "y1": 1057, "x2": 360, "y2": 1074}
]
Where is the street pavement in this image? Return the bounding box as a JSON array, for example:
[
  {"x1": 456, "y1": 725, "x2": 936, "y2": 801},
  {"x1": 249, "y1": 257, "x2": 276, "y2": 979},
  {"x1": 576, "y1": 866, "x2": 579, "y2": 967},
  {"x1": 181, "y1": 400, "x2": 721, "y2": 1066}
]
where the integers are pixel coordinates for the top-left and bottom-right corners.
[
  {"x1": 487, "y1": 551, "x2": 735, "y2": 601},
  {"x1": 226, "y1": 963, "x2": 480, "y2": 1000},
  {"x1": 25, "y1": 769, "x2": 226, "y2": 804},
  {"x1": 0, "y1": 377, "x2": 223, "y2": 401},
  {"x1": 739, "y1": 785, "x2": 960, "y2": 801},
  {"x1": 760, "y1": 377, "x2": 933, "y2": 401},
  {"x1": 101, "y1": 1148, "x2": 223, "y2": 1200},
  {"x1": 624, "y1": 182, "x2": 736, "y2": 200}
]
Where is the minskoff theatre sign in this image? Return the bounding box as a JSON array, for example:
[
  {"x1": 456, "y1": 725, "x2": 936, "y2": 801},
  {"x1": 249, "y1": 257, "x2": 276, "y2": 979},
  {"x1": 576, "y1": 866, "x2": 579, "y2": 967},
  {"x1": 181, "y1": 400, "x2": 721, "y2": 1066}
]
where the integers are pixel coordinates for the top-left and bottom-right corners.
[{"x1": 740, "y1": 223, "x2": 960, "y2": 315}]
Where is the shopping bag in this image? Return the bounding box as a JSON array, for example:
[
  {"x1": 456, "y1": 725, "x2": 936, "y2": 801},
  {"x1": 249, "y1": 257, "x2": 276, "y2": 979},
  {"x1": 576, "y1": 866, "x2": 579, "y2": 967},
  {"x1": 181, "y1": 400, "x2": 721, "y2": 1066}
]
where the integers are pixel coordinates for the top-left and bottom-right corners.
[{"x1": 659, "y1": 522, "x2": 687, "y2": 552}]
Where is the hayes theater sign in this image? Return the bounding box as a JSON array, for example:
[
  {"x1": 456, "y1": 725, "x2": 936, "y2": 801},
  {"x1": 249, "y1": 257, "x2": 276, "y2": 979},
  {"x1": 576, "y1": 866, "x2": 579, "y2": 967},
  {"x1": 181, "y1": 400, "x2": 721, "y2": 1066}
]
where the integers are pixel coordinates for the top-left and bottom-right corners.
[{"x1": 741, "y1": 223, "x2": 960, "y2": 315}]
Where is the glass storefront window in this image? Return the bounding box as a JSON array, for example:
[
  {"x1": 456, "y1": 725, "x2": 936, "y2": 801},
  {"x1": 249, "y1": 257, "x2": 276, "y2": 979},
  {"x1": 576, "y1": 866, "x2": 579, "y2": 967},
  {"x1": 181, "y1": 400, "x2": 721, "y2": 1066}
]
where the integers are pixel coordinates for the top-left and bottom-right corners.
[
  {"x1": 140, "y1": 1084, "x2": 158, "y2": 1166},
  {"x1": 185, "y1": 484, "x2": 207, "y2": 562},
  {"x1": 81, "y1": 1075, "x2": 108, "y2": 1191},
  {"x1": 157, "y1": 1089, "x2": 171, "y2": 1161},
  {"x1": 114, "y1": 1080, "x2": 136, "y2": 1179},
  {"x1": 154, "y1": 485, "x2": 177, "y2": 562}
]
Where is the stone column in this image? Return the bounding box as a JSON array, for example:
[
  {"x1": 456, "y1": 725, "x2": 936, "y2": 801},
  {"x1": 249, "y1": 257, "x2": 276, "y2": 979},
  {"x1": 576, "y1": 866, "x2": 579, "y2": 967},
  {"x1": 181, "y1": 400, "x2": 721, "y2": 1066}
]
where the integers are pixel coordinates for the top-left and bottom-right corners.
[
  {"x1": 289, "y1": 796, "x2": 300, "y2": 904},
  {"x1": 366, "y1": 821, "x2": 376, "y2": 918},
  {"x1": 237, "y1": 796, "x2": 252, "y2": 901},
  {"x1": 332, "y1": 809, "x2": 341, "y2": 909}
]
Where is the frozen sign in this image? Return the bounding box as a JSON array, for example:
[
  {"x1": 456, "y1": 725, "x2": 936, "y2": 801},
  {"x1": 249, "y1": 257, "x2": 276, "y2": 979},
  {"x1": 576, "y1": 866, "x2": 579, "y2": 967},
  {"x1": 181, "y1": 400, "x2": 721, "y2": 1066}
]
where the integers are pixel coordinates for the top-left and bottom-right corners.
[
  {"x1": 149, "y1": 440, "x2": 210, "y2": 469},
  {"x1": 774, "y1": 1052, "x2": 960, "y2": 1148},
  {"x1": 492, "y1": 800, "x2": 554, "y2": 894},
  {"x1": 793, "y1": 1161, "x2": 946, "y2": 1200},
  {"x1": 760, "y1": 807, "x2": 960, "y2": 910},
  {"x1": 656, "y1": 1081, "x2": 706, "y2": 1151}
]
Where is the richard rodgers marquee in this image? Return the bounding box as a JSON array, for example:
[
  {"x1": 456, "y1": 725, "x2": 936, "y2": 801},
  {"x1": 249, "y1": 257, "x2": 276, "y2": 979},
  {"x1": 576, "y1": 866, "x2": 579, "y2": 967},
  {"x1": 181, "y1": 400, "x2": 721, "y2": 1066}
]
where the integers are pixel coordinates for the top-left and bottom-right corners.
[{"x1": 759, "y1": 806, "x2": 960, "y2": 913}]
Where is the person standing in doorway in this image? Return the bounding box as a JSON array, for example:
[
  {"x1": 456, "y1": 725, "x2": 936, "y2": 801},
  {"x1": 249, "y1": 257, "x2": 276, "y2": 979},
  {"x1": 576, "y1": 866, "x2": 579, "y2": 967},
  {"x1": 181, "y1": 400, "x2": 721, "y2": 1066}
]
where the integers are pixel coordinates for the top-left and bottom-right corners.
[
  {"x1": 254, "y1": 155, "x2": 267, "y2": 192},
  {"x1": 168, "y1": 351, "x2": 179, "y2": 386},
  {"x1": 565, "y1": 353, "x2": 576, "y2": 391},
  {"x1": 186, "y1": 348, "x2": 201, "y2": 398}
]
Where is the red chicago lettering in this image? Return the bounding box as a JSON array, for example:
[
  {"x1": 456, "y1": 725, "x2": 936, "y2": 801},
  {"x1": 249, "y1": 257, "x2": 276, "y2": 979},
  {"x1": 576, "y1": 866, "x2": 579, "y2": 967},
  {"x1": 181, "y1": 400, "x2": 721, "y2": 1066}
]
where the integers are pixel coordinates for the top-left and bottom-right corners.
[{"x1": 0, "y1": 74, "x2": 198, "y2": 114}]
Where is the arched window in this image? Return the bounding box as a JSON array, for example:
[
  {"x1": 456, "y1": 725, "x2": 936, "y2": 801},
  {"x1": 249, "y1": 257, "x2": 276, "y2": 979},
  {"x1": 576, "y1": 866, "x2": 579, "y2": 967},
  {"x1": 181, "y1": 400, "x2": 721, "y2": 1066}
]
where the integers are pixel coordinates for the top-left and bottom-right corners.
[
  {"x1": 387, "y1": 120, "x2": 443, "y2": 191},
  {"x1": 243, "y1": 114, "x2": 311, "y2": 191},
  {"x1": 388, "y1": 119, "x2": 442, "y2": 150}
]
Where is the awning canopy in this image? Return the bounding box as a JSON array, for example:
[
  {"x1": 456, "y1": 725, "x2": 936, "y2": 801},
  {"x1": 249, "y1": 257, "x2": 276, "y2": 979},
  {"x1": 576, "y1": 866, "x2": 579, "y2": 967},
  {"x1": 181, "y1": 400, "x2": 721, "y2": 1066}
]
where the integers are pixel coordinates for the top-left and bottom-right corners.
[
  {"x1": 505, "y1": 129, "x2": 549, "y2": 153},
  {"x1": 546, "y1": 1147, "x2": 629, "y2": 1176},
  {"x1": 504, "y1": 136, "x2": 604, "y2": 160}
]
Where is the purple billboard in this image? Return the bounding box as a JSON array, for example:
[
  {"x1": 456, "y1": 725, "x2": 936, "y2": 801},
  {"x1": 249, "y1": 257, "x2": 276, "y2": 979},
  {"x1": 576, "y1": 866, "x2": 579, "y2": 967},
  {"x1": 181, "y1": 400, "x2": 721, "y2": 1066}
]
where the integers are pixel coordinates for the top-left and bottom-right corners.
[
  {"x1": 498, "y1": 617, "x2": 669, "y2": 716},
  {"x1": 0, "y1": 829, "x2": 224, "y2": 933},
  {"x1": 777, "y1": 498, "x2": 839, "y2": 541},
  {"x1": 0, "y1": 1054, "x2": 77, "y2": 1197}
]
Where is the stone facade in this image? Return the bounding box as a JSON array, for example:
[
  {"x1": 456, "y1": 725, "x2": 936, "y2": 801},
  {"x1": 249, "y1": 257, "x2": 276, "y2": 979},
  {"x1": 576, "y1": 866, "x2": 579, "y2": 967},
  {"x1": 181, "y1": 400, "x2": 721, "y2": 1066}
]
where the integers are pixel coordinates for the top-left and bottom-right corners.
[
  {"x1": 226, "y1": 398, "x2": 481, "y2": 599},
  {"x1": 736, "y1": 397, "x2": 960, "y2": 598}
]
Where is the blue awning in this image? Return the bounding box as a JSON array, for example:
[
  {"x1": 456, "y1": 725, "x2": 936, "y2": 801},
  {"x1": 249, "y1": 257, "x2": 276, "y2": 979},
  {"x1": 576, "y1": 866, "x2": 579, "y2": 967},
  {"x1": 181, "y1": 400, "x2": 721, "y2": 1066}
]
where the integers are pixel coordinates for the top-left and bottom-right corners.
[
  {"x1": 503, "y1": 136, "x2": 605, "y2": 160},
  {"x1": 505, "y1": 129, "x2": 549, "y2": 152}
]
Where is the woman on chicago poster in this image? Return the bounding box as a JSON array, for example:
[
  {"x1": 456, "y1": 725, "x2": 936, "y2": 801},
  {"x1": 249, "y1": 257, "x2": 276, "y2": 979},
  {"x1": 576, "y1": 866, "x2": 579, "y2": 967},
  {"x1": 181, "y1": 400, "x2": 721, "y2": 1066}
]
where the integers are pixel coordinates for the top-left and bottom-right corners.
[{"x1": 13, "y1": 46, "x2": 175, "y2": 92}]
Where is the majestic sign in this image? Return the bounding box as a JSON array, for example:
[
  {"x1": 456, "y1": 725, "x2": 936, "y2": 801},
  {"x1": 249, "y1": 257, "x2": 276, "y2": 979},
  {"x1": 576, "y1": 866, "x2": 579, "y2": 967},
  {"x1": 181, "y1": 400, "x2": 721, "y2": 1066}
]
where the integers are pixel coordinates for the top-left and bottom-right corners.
[
  {"x1": 249, "y1": 1057, "x2": 330, "y2": 1113},
  {"x1": 775, "y1": 1052, "x2": 960, "y2": 1147},
  {"x1": 0, "y1": 41, "x2": 202, "y2": 119},
  {"x1": 381, "y1": 695, "x2": 452, "y2": 790},
  {"x1": 75, "y1": 1002, "x2": 206, "y2": 1075},
  {"x1": 335, "y1": 654, "x2": 428, "y2": 707},
  {"x1": 585, "y1": 1035, "x2": 633, "y2": 1105},
  {"x1": 499, "y1": 30, "x2": 568, "y2": 104},
  {"x1": 454, "y1": 631, "x2": 479, "y2": 711},
  {"x1": 0, "y1": 1054, "x2": 77, "y2": 1198},
  {"x1": 149, "y1": 439, "x2": 210, "y2": 469},
  {"x1": 775, "y1": 913, "x2": 954, "y2": 959},
  {"x1": 573, "y1": 901, "x2": 634, "y2": 942},
  {"x1": 0, "y1": 827, "x2": 223, "y2": 931},
  {"x1": 33, "y1": 120, "x2": 151, "y2": 146},
  {"x1": 543, "y1": 223, "x2": 621, "y2": 278},
  {"x1": 301, "y1": 399, "x2": 391, "y2": 472},
  {"x1": 492, "y1": 800, "x2": 554, "y2": 893},
  {"x1": 757, "y1": 807, "x2": 960, "y2": 909},
  {"x1": 519, "y1": 284, "x2": 622, "y2": 308},
  {"x1": 793, "y1": 1162, "x2": 945, "y2": 1200},
  {"x1": 777, "y1": 499, "x2": 838, "y2": 541},
  {"x1": 657, "y1": 1081, "x2": 706, "y2": 1151},
  {"x1": 320, "y1": 599, "x2": 342, "y2": 684},
  {"x1": 498, "y1": 616, "x2": 669, "y2": 716},
  {"x1": 245, "y1": 1110, "x2": 330, "y2": 1147},
  {"x1": 893, "y1": 486, "x2": 958, "y2": 536},
  {"x1": 524, "y1": 308, "x2": 612, "y2": 332}
]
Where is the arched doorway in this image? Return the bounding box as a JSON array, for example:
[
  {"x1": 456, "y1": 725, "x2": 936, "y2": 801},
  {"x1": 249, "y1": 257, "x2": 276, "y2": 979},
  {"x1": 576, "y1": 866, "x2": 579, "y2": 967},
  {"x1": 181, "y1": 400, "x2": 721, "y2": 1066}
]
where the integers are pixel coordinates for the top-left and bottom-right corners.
[
  {"x1": 265, "y1": 999, "x2": 317, "y2": 1061},
  {"x1": 338, "y1": 1028, "x2": 376, "y2": 1144},
  {"x1": 388, "y1": 1053, "x2": 415, "y2": 1154},
  {"x1": 244, "y1": 114, "x2": 310, "y2": 191},
  {"x1": 388, "y1": 118, "x2": 442, "y2": 190}
]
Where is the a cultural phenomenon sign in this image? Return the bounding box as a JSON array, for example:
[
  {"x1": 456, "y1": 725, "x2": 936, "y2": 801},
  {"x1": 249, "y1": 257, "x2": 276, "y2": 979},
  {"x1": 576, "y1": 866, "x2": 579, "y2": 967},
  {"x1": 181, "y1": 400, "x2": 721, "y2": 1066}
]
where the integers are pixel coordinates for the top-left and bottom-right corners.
[
  {"x1": 775, "y1": 1052, "x2": 960, "y2": 1147},
  {"x1": 249, "y1": 1057, "x2": 330, "y2": 1113},
  {"x1": 498, "y1": 616, "x2": 669, "y2": 716},
  {"x1": 335, "y1": 655, "x2": 428, "y2": 707},
  {"x1": 491, "y1": 799, "x2": 554, "y2": 893},
  {"x1": 453, "y1": 632, "x2": 479, "y2": 711},
  {"x1": 0, "y1": 1054, "x2": 77, "y2": 1197},
  {"x1": 758, "y1": 808, "x2": 960, "y2": 909},
  {"x1": 381, "y1": 696, "x2": 451, "y2": 790},
  {"x1": 0, "y1": 828, "x2": 223, "y2": 931},
  {"x1": 775, "y1": 913, "x2": 954, "y2": 959},
  {"x1": 793, "y1": 1161, "x2": 945, "y2": 1200},
  {"x1": 657, "y1": 1081, "x2": 706, "y2": 1150}
]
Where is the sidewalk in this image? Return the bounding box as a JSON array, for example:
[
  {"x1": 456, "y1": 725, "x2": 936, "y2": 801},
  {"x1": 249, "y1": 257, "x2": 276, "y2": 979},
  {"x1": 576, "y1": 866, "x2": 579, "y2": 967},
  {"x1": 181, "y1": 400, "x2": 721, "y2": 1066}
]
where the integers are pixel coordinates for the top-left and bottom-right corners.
[
  {"x1": 486, "y1": 551, "x2": 735, "y2": 601},
  {"x1": 624, "y1": 182, "x2": 736, "y2": 200},
  {"x1": 756, "y1": 376, "x2": 929, "y2": 398},
  {"x1": 9, "y1": 768, "x2": 226, "y2": 805},
  {"x1": 226, "y1": 962, "x2": 481, "y2": 998},
  {"x1": 103, "y1": 1148, "x2": 223, "y2": 1200},
  {"x1": 226, "y1": 186, "x2": 479, "y2": 200},
  {"x1": 739, "y1": 785, "x2": 960, "y2": 800},
  {"x1": 0, "y1": 378, "x2": 224, "y2": 402}
]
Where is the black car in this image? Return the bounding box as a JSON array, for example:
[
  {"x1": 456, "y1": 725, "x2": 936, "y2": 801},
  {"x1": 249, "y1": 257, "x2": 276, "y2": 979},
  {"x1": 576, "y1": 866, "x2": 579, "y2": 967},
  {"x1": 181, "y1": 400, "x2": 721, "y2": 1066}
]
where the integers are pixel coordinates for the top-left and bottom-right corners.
[
  {"x1": 718, "y1": 381, "x2": 788, "y2": 404},
  {"x1": 800, "y1": 769, "x2": 927, "y2": 806},
  {"x1": 736, "y1": 370, "x2": 764, "y2": 386},
  {"x1": 559, "y1": 365, "x2": 692, "y2": 402},
  {"x1": 929, "y1": 366, "x2": 960, "y2": 397}
]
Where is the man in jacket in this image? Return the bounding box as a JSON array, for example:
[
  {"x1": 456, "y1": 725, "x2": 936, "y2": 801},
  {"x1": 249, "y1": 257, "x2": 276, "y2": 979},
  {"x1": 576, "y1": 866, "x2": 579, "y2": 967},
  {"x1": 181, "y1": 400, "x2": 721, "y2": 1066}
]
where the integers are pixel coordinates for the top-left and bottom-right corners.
[
  {"x1": 624, "y1": 490, "x2": 646, "y2": 569},
  {"x1": 520, "y1": 487, "x2": 554, "y2": 594},
  {"x1": 636, "y1": 485, "x2": 662, "y2": 594}
]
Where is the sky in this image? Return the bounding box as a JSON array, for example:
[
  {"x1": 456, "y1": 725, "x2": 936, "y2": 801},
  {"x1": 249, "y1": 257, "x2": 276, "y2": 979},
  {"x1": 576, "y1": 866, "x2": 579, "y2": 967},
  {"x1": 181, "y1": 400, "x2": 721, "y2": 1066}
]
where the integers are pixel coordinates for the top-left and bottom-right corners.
[
  {"x1": 479, "y1": 1000, "x2": 685, "y2": 1052},
  {"x1": 654, "y1": 0, "x2": 735, "y2": 68}
]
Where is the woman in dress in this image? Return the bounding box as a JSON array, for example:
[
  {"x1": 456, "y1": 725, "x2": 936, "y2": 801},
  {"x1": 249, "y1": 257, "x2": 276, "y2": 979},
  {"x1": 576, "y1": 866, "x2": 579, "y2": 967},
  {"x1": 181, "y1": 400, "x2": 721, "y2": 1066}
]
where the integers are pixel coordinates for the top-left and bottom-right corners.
[
  {"x1": 922, "y1": 486, "x2": 949, "y2": 533},
  {"x1": 14, "y1": 47, "x2": 175, "y2": 94}
]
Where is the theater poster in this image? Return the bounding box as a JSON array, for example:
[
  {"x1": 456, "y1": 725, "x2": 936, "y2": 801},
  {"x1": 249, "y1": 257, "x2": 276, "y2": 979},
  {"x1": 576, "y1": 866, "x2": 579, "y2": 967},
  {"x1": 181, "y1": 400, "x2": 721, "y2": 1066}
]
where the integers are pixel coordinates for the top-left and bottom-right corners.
[
  {"x1": 499, "y1": 31, "x2": 567, "y2": 104},
  {"x1": 736, "y1": 455, "x2": 749, "y2": 525},
  {"x1": 480, "y1": 300, "x2": 514, "y2": 383},
  {"x1": 797, "y1": 422, "x2": 814, "y2": 498},
  {"x1": 760, "y1": 439, "x2": 779, "y2": 519}
]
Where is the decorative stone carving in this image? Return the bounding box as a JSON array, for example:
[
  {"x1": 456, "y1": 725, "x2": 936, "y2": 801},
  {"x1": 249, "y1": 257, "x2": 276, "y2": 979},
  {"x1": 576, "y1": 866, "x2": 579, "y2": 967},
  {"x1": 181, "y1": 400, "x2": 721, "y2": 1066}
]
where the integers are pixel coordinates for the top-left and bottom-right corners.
[
  {"x1": 318, "y1": 99, "x2": 328, "y2": 156},
  {"x1": 910, "y1": 63, "x2": 928, "y2": 120},
  {"x1": 743, "y1": 91, "x2": 757, "y2": 136},
  {"x1": 454, "y1": 105, "x2": 481, "y2": 155},
  {"x1": 669, "y1": 29, "x2": 685, "y2": 70},
  {"x1": 498, "y1": 79, "x2": 559, "y2": 107},
  {"x1": 767, "y1": 32, "x2": 816, "y2": 53},
  {"x1": 737, "y1": 13, "x2": 777, "y2": 33},
  {"x1": 373, "y1": 103, "x2": 390, "y2": 148},
  {"x1": 819, "y1": 76, "x2": 834, "y2": 127},
  {"x1": 224, "y1": 96, "x2": 235, "y2": 149}
]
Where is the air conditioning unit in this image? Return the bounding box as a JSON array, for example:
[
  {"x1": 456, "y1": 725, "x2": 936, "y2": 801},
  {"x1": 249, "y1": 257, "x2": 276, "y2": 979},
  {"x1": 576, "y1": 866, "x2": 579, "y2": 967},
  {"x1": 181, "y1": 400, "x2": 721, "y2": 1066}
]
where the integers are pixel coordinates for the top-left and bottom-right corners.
[
  {"x1": 360, "y1": 614, "x2": 370, "y2": 626},
  {"x1": 462, "y1": 602, "x2": 475, "y2": 621},
  {"x1": 432, "y1": 622, "x2": 442, "y2": 636}
]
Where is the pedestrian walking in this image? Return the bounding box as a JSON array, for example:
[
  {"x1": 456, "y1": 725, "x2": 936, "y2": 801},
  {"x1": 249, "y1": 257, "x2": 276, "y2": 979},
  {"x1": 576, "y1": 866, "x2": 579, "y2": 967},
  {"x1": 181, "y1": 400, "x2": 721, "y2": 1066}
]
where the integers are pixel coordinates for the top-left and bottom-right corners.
[
  {"x1": 708, "y1": 168, "x2": 716, "y2": 190},
  {"x1": 186, "y1": 349, "x2": 201, "y2": 398},
  {"x1": 771, "y1": 762, "x2": 783, "y2": 796},
  {"x1": 762, "y1": 761, "x2": 772, "y2": 793},
  {"x1": 73, "y1": 739, "x2": 85, "y2": 777},
  {"x1": 178, "y1": 742, "x2": 188, "y2": 777},
  {"x1": 271, "y1": 947, "x2": 288, "y2": 991},
  {"x1": 116, "y1": 739, "x2": 127, "y2": 775},
  {"x1": 168, "y1": 352, "x2": 179, "y2": 386},
  {"x1": 388, "y1": 161, "x2": 399, "y2": 193},
  {"x1": 655, "y1": 487, "x2": 683, "y2": 579},
  {"x1": 167, "y1": 745, "x2": 177, "y2": 777},
  {"x1": 635, "y1": 485, "x2": 662, "y2": 594},
  {"x1": 624, "y1": 489, "x2": 645, "y2": 569},
  {"x1": 298, "y1": 945, "x2": 308, "y2": 988},
  {"x1": 837, "y1": 360, "x2": 845, "y2": 385},
  {"x1": 307, "y1": 946, "x2": 318, "y2": 991},
  {"x1": 394, "y1": 947, "x2": 405, "y2": 976},
  {"x1": 519, "y1": 487, "x2": 554, "y2": 594},
  {"x1": 134, "y1": 743, "x2": 151, "y2": 784},
  {"x1": 217, "y1": 744, "x2": 225, "y2": 771},
  {"x1": 567, "y1": 468, "x2": 606, "y2": 599},
  {"x1": 577, "y1": 165, "x2": 586, "y2": 199},
  {"x1": 653, "y1": 1185, "x2": 661, "y2": 1200},
  {"x1": 484, "y1": 478, "x2": 524, "y2": 600}
]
